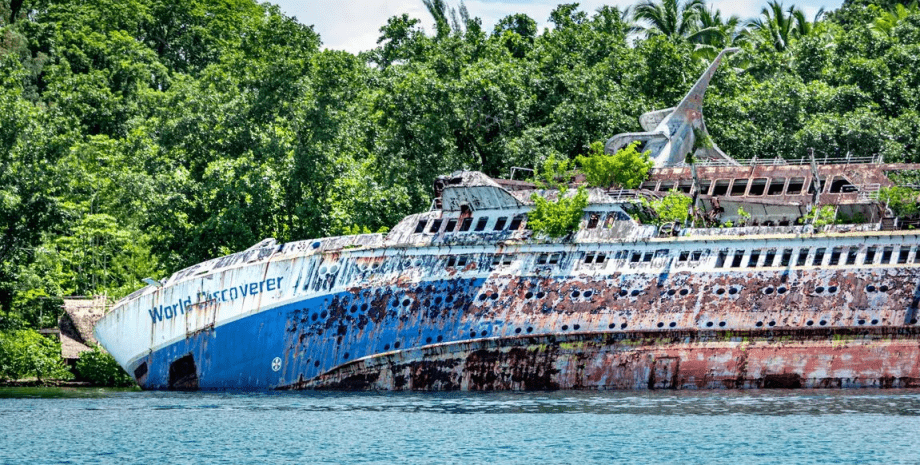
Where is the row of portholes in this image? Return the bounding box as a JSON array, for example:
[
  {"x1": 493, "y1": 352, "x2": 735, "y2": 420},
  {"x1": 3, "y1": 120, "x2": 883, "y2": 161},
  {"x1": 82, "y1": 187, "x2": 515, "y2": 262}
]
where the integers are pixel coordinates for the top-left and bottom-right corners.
[
  {"x1": 866, "y1": 284, "x2": 890, "y2": 293},
  {"x1": 662, "y1": 288, "x2": 692, "y2": 297},
  {"x1": 714, "y1": 287, "x2": 741, "y2": 296}
]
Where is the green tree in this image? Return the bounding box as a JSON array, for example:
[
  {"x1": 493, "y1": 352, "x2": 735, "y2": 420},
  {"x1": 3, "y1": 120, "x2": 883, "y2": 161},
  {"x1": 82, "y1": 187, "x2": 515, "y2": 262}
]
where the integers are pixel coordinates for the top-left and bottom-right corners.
[
  {"x1": 0, "y1": 330, "x2": 72, "y2": 382},
  {"x1": 633, "y1": 0, "x2": 706, "y2": 40},
  {"x1": 528, "y1": 187, "x2": 589, "y2": 238},
  {"x1": 877, "y1": 186, "x2": 920, "y2": 217},
  {"x1": 577, "y1": 141, "x2": 654, "y2": 188},
  {"x1": 75, "y1": 346, "x2": 134, "y2": 387},
  {"x1": 651, "y1": 190, "x2": 692, "y2": 224}
]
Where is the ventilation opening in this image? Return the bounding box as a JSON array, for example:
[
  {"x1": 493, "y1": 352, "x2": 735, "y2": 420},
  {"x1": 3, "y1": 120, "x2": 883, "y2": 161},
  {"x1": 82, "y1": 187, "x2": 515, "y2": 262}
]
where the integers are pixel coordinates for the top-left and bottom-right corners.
[{"x1": 168, "y1": 354, "x2": 199, "y2": 391}]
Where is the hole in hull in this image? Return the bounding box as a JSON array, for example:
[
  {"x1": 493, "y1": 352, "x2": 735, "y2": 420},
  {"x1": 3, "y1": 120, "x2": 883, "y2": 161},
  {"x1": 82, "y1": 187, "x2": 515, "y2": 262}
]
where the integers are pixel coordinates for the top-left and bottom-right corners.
[{"x1": 168, "y1": 354, "x2": 199, "y2": 391}]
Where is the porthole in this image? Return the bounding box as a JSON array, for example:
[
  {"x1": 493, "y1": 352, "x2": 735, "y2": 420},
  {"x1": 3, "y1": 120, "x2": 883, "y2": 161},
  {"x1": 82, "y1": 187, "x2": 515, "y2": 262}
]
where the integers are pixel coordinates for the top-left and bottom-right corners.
[
  {"x1": 608, "y1": 323, "x2": 616, "y2": 329},
  {"x1": 394, "y1": 341, "x2": 400, "y2": 349},
  {"x1": 314, "y1": 360, "x2": 320, "y2": 367},
  {"x1": 679, "y1": 289, "x2": 689, "y2": 296},
  {"x1": 319, "y1": 266, "x2": 327, "y2": 275},
  {"x1": 620, "y1": 323, "x2": 628, "y2": 329},
  {"x1": 402, "y1": 299, "x2": 411, "y2": 307},
  {"x1": 537, "y1": 292, "x2": 546, "y2": 299},
  {"x1": 768, "y1": 321, "x2": 776, "y2": 327},
  {"x1": 311, "y1": 313, "x2": 318, "y2": 321},
  {"x1": 392, "y1": 299, "x2": 400, "y2": 307},
  {"x1": 619, "y1": 289, "x2": 628, "y2": 297},
  {"x1": 525, "y1": 291, "x2": 534, "y2": 299},
  {"x1": 514, "y1": 328, "x2": 522, "y2": 334},
  {"x1": 706, "y1": 321, "x2": 713, "y2": 327},
  {"x1": 828, "y1": 285, "x2": 838, "y2": 293},
  {"x1": 470, "y1": 331, "x2": 476, "y2": 338},
  {"x1": 819, "y1": 320, "x2": 827, "y2": 326},
  {"x1": 361, "y1": 303, "x2": 368, "y2": 311},
  {"x1": 910, "y1": 318, "x2": 918, "y2": 325},
  {"x1": 728, "y1": 287, "x2": 738, "y2": 295},
  {"x1": 631, "y1": 290, "x2": 641, "y2": 297},
  {"x1": 425, "y1": 337, "x2": 432, "y2": 344},
  {"x1": 879, "y1": 285, "x2": 889, "y2": 292},
  {"x1": 573, "y1": 324, "x2": 581, "y2": 330},
  {"x1": 478, "y1": 294, "x2": 487, "y2": 301},
  {"x1": 867, "y1": 285, "x2": 876, "y2": 292},
  {"x1": 718, "y1": 321, "x2": 726, "y2": 327},
  {"x1": 716, "y1": 288, "x2": 725, "y2": 295},
  {"x1": 526, "y1": 326, "x2": 534, "y2": 333},
  {"x1": 583, "y1": 291, "x2": 593, "y2": 298},
  {"x1": 764, "y1": 287, "x2": 774, "y2": 295},
  {"x1": 562, "y1": 325, "x2": 569, "y2": 330},
  {"x1": 806, "y1": 320, "x2": 814, "y2": 326},
  {"x1": 777, "y1": 287, "x2": 787, "y2": 294},
  {"x1": 343, "y1": 352, "x2": 349, "y2": 360},
  {"x1": 668, "y1": 322, "x2": 676, "y2": 328},
  {"x1": 667, "y1": 289, "x2": 676, "y2": 296},
  {"x1": 481, "y1": 330, "x2": 488, "y2": 336},
  {"x1": 350, "y1": 305, "x2": 357, "y2": 313},
  {"x1": 436, "y1": 335, "x2": 443, "y2": 342},
  {"x1": 657, "y1": 322, "x2": 664, "y2": 328},
  {"x1": 756, "y1": 321, "x2": 763, "y2": 327},
  {"x1": 320, "y1": 310, "x2": 328, "y2": 318},
  {"x1": 858, "y1": 319, "x2": 865, "y2": 325},
  {"x1": 490, "y1": 293, "x2": 499, "y2": 300},
  {"x1": 329, "y1": 265, "x2": 339, "y2": 274},
  {"x1": 383, "y1": 344, "x2": 390, "y2": 351},
  {"x1": 445, "y1": 295, "x2": 454, "y2": 303},
  {"x1": 571, "y1": 290, "x2": 581, "y2": 298},
  {"x1": 815, "y1": 286, "x2": 825, "y2": 294},
  {"x1": 871, "y1": 319, "x2": 879, "y2": 325}
]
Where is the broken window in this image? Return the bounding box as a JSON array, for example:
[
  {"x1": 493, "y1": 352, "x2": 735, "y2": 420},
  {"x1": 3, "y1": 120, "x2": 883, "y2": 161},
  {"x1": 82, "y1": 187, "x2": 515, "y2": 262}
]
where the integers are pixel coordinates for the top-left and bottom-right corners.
[
  {"x1": 829, "y1": 176, "x2": 857, "y2": 193},
  {"x1": 797, "y1": 249, "x2": 809, "y2": 266},
  {"x1": 712, "y1": 180, "x2": 730, "y2": 196},
  {"x1": 429, "y1": 219, "x2": 443, "y2": 233},
  {"x1": 615, "y1": 250, "x2": 628, "y2": 260},
  {"x1": 655, "y1": 249, "x2": 670, "y2": 258},
  {"x1": 864, "y1": 247, "x2": 876, "y2": 264},
  {"x1": 548, "y1": 253, "x2": 561, "y2": 265},
  {"x1": 640, "y1": 181, "x2": 658, "y2": 190},
  {"x1": 698, "y1": 180, "x2": 712, "y2": 195},
  {"x1": 787, "y1": 177, "x2": 805, "y2": 195},
  {"x1": 415, "y1": 220, "x2": 428, "y2": 233},
  {"x1": 474, "y1": 217, "x2": 488, "y2": 232},
  {"x1": 677, "y1": 181, "x2": 693, "y2": 194},
  {"x1": 748, "y1": 178, "x2": 768, "y2": 196},
  {"x1": 768, "y1": 178, "x2": 786, "y2": 195},
  {"x1": 445, "y1": 219, "x2": 458, "y2": 232},
  {"x1": 456, "y1": 256, "x2": 468, "y2": 267},
  {"x1": 898, "y1": 247, "x2": 910, "y2": 264},
  {"x1": 494, "y1": 217, "x2": 507, "y2": 231},
  {"x1": 537, "y1": 254, "x2": 548, "y2": 265},
  {"x1": 731, "y1": 250, "x2": 745, "y2": 268},
  {"x1": 730, "y1": 179, "x2": 749, "y2": 196},
  {"x1": 587, "y1": 213, "x2": 600, "y2": 229},
  {"x1": 459, "y1": 217, "x2": 473, "y2": 232},
  {"x1": 508, "y1": 215, "x2": 525, "y2": 230},
  {"x1": 715, "y1": 250, "x2": 728, "y2": 268},
  {"x1": 658, "y1": 181, "x2": 674, "y2": 192},
  {"x1": 882, "y1": 246, "x2": 893, "y2": 264},
  {"x1": 812, "y1": 248, "x2": 826, "y2": 266},
  {"x1": 447, "y1": 256, "x2": 456, "y2": 267},
  {"x1": 584, "y1": 253, "x2": 596, "y2": 264},
  {"x1": 829, "y1": 247, "x2": 842, "y2": 266},
  {"x1": 643, "y1": 252, "x2": 653, "y2": 262},
  {"x1": 595, "y1": 253, "x2": 606, "y2": 264},
  {"x1": 780, "y1": 249, "x2": 793, "y2": 266},
  {"x1": 808, "y1": 177, "x2": 825, "y2": 194},
  {"x1": 763, "y1": 249, "x2": 776, "y2": 267},
  {"x1": 748, "y1": 250, "x2": 761, "y2": 267},
  {"x1": 846, "y1": 247, "x2": 858, "y2": 265},
  {"x1": 679, "y1": 251, "x2": 690, "y2": 262},
  {"x1": 630, "y1": 252, "x2": 641, "y2": 263},
  {"x1": 692, "y1": 250, "x2": 704, "y2": 261}
]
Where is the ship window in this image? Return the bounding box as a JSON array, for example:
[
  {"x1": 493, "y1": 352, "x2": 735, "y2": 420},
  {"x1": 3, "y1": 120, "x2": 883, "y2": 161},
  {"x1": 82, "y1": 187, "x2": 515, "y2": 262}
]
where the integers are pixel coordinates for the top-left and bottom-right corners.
[
  {"x1": 584, "y1": 253, "x2": 596, "y2": 264},
  {"x1": 428, "y1": 219, "x2": 443, "y2": 233},
  {"x1": 730, "y1": 179, "x2": 748, "y2": 196},
  {"x1": 549, "y1": 253, "x2": 561, "y2": 265},
  {"x1": 698, "y1": 180, "x2": 712, "y2": 195},
  {"x1": 846, "y1": 247, "x2": 858, "y2": 265},
  {"x1": 808, "y1": 177, "x2": 825, "y2": 194},
  {"x1": 829, "y1": 176, "x2": 856, "y2": 193},
  {"x1": 787, "y1": 178, "x2": 805, "y2": 195},
  {"x1": 749, "y1": 178, "x2": 768, "y2": 196},
  {"x1": 491, "y1": 255, "x2": 502, "y2": 267},
  {"x1": 898, "y1": 247, "x2": 909, "y2": 264},
  {"x1": 715, "y1": 250, "x2": 728, "y2": 268},
  {"x1": 615, "y1": 250, "x2": 628, "y2": 260},
  {"x1": 630, "y1": 252, "x2": 641, "y2": 263},
  {"x1": 414, "y1": 220, "x2": 427, "y2": 233},
  {"x1": 595, "y1": 253, "x2": 606, "y2": 264},
  {"x1": 587, "y1": 213, "x2": 600, "y2": 229},
  {"x1": 658, "y1": 181, "x2": 674, "y2": 192},
  {"x1": 508, "y1": 215, "x2": 525, "y2": 230},
  {"x1": 643, "y1": 252, "x2": 653, "y2": 262},
  {"x1": 447, "y1": 256, "x2": 456, "y2": 267},
  {"x1": 474, "y1": 217, "x2": 488, "y2": 232},
  {"x1": 459, "y1": 217, "x2": 473, "y2": 232},
  {"x1": 456, "y1": 256, "x2": 468, "y2": 266},
  {"x1": 679, "y1": 251, "x2": 690, "y2": 262},
  {"x1": 712, "y1": 180, "x2": 730, "y2": 196},
  {"x1": 780, "y1": 249, "x2": 793, "y2": 266},
  {"x1": 882, "y1": 246, "x2": 893, "y2": 264},
  {"x1": 865, "y1": 247, "x2": 876, "y2": 264},
  {"x1": 692, "y1": 250, "x2": 704, "y2": 261},
  {"x1": 748, "y1": 250, "x2": 761, "y2": 267},
  {"x1": 445, "y1": 218, "x2": 458, "y2": 232},
  {"x1": 763, "y1": 249, "x2": 776, "y2": 267},
  {"x1": 494, "y1": 217, "x2": 507, "y2": 231},
  {"x1": 796, "y1": 249, "x2": 809, "y2": 266},
  {"x1": 640, "y1": 181, "x2": 658, "y2": 190},
  {"x1": 537, "y1": 254, "x2": 548, "y2": 265},
  {"x1": 731, "y1": 250, "x2": 745, "y2": 268},
  {"x1": 677, "y1": 181, "x2": 693, "y2": 194},
  {"x1": 768, "y1": 178, "x2": 786, "y2": 195},
  {"x1": 655, "y1": 249, "x2": 670, "y2": 258},
  {"x1": 812, "y1": 248, "x2": 826, "y2": 266},
  {"x1": 503, "y1": 255, "x2": 513, "y2": 265},
  {"x1": 915, "y1": 248, "x2": 920, "y2": 264},
  {"x1": 829, "y1": 247, "x2": 842, "y2": 266}
]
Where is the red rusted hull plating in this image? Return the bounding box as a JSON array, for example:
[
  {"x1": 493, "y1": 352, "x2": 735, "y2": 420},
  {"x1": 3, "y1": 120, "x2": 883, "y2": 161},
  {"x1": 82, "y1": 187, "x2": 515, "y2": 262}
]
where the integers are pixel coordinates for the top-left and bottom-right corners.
[{"x1": 290, "y1": 328, "x2": 920, "y2": 390}]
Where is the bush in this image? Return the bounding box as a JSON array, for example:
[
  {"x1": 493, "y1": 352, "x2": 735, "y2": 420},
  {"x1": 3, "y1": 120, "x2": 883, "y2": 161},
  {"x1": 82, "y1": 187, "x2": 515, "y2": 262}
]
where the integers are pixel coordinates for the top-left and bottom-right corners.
[
  {"x1": 0, "y1": 330, "x2": 73, "y2": 383},
  {"x1": 75, "y1": 346, "x2": 135, "y2": 387},
  {"x1": 877, "y1": 186, "x2": 919, "y2": 218},
  {"x1": 651, "y1": 190, "x2": 692, "y2": 225},
  {"x1": 576, "y1": 141, "x2": 653, "y2": 189},
  {"x1": 528, "y1": 187, "x2": 589, "y2": 238}
]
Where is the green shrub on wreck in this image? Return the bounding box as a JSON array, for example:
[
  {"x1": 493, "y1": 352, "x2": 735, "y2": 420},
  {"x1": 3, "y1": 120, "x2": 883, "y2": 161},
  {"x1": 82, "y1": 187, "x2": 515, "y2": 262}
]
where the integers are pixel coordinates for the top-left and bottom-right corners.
[
  {"x1": 0, "y1": 330, "x2": 73, "y2": 383},
  {"x1": 75, "y1": 346, "x2": 135, "y2": 387}
]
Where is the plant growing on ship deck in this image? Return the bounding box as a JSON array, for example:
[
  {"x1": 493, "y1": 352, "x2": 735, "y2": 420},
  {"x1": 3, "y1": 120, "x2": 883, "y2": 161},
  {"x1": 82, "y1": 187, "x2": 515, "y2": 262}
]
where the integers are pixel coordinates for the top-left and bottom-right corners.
[
  {"x1": 575, "y1": 141, "x2": 654, "y2": 189},
  {"x1": 528, "y1": 155, "x2": 588, "y2": 238},
  {"x1": 876, "y1": 186, "x2": 920, "y2": 218},
  {"x1": 650, "y1": 190, "x2": 692, "y2": 226}
]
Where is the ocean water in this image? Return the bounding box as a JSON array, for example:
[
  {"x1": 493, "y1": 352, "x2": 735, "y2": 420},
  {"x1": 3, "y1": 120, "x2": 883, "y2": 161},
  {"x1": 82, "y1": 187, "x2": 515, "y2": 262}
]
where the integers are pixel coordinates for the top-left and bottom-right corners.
[{"x1": 1, "y1": 388, "x2": 919, "y2": 464}]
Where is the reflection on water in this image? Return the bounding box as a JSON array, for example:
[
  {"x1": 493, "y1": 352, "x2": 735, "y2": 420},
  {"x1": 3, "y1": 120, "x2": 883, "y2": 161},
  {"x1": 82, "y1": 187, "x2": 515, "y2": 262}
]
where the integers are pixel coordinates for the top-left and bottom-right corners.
[{"x1": 1, "y1": 388, "x2": 919, "y2": 464}]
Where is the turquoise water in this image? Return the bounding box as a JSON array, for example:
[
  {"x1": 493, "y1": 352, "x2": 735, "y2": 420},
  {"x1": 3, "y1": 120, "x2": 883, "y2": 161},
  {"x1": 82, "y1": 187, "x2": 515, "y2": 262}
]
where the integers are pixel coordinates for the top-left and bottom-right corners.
[{"x1": 1, "y1": 388, "x2": 919, "y2": 464}]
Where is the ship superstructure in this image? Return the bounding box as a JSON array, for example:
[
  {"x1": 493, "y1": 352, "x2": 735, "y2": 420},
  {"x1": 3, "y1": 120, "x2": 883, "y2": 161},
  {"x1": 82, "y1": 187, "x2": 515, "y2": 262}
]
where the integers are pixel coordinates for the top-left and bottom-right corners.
[{"x1": 95, "y1": 51, "x2": 920, "y2": 391}]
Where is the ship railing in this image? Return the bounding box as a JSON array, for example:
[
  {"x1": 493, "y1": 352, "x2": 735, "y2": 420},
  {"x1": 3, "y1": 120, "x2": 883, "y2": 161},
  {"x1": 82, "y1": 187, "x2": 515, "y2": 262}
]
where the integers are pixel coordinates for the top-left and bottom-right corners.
[
  {"x1": 857, "y1": 184, "x2": 882, "y2": 202},
  {"x1": 663, "y1": 154, "x2": 883, "y2": 168}
]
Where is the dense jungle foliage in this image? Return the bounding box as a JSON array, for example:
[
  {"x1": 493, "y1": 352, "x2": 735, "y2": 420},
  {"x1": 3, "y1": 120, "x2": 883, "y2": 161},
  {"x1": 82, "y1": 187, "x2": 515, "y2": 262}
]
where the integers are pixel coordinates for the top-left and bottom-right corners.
[{"x1": 2, "y1": 0, "x2": 920, "y2": 330}]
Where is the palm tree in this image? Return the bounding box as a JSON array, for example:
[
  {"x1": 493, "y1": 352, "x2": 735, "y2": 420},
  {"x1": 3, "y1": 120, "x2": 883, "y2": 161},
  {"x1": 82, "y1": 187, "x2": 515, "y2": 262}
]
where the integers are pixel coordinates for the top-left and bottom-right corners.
[
  {"x1": 870, "y1": 1, "x2": 918, "y2": 37},
  {"x1": 742, "y1": 1, "x2": 823, "y2": 52},
  {"x1": 422, "y1": 0, "x2": 470, "y2": 39},
  {"x1": 633, "y1": 0, "x2": 707, "y2": 40},
  {"x1": 690, "y1": 7, "x2": 741, "y2": 60}
]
